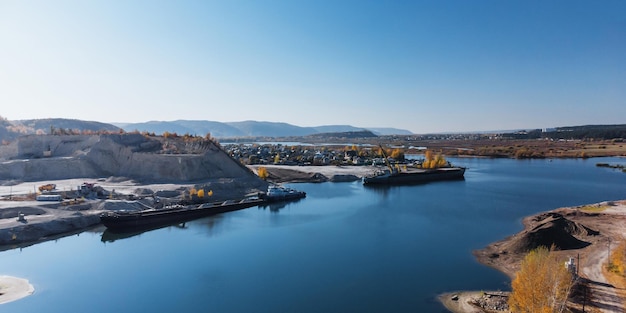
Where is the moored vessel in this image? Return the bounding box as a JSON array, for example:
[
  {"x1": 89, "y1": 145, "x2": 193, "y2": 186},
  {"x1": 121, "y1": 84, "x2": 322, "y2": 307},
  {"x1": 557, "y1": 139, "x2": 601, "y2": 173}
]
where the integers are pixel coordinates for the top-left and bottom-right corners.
[
  {"x1": 363, "y1": 167, "x2": 465, "y2": 185},
  {"x1": 363, "y1": 145, "x2": 465, "y2": 185},
  {"x1": 260, "y1": 185, "x2": 306, "y2": 202},
  {"x1": 100, "y1": 198, "x2": 264, "y2": 231}
]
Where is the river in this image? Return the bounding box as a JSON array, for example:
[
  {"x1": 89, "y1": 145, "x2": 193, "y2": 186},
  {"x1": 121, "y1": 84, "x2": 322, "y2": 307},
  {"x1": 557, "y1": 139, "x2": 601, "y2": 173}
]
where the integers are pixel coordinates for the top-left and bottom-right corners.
[{"x1": 1, "y1": 157, "x2": 625, "y2": 313}]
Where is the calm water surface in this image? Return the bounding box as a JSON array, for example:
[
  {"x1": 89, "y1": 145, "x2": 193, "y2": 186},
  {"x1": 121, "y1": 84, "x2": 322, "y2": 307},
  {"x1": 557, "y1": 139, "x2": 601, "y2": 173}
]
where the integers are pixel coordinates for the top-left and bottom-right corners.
[{"x1": 2, "y1": 158, "x2": 625, "y2": 313}]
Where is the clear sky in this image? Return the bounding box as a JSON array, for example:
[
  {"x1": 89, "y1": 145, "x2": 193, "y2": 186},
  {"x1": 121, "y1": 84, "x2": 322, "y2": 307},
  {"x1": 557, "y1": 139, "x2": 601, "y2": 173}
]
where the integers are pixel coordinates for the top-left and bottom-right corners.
[{"x1": 1, "y1": 1, "x2": 624, "y2": 133}]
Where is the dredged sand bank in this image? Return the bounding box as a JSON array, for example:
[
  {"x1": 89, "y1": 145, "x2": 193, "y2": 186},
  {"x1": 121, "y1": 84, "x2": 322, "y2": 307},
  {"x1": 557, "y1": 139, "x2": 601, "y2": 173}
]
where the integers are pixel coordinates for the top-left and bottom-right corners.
[{"x1": 0, "y1": 276, "x2": 34, "y2": 304}]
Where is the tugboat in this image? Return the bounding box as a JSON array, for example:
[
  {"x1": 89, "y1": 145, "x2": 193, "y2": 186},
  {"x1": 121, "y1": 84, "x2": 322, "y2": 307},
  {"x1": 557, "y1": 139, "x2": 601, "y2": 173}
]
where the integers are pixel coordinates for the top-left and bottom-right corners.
[{"x1": 260, "y1": 185, "x2": 306, "y2": 202}]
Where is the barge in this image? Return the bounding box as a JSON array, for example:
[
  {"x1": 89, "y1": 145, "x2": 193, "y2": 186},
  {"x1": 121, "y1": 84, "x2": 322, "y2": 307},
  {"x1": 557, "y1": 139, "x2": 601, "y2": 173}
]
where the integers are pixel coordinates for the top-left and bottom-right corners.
[
  {"x1": 363, "y1": 167, "x2": 465, "y2": 185},
  {"x1": 100, "y1": 198, "x2": 264, "y2": 231}
]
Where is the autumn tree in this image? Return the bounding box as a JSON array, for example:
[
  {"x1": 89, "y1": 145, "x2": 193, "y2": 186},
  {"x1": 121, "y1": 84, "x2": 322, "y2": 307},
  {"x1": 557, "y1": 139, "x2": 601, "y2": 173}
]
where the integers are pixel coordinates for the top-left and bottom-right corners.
[
  {"x1": 508, "y1": 246, "x2": 574, "y2": 313},
  {"x1": 390, "y1": 148, "x2": 405, "y2": 161},
  {"x1": 257, "y1": 167, "x2": 269, "y2": 180},
  {"x1": 608, "y1": 240, "x2": 626, "y2": 292},
  {"x1": 422, "y1": 150, "x2": 447, "y2": 169}
]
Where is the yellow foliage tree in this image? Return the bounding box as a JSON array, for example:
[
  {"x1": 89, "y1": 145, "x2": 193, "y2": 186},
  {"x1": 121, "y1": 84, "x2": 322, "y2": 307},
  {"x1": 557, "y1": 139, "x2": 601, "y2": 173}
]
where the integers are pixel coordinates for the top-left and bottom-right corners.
[
  {"x1": 508, "y1": 246, "x2": 574, "y2": 313},
  {"x1": 609, "y1": 240, "x2": 626, "y2": 276},
  {"x1": 257, "y1": 167, "x2": 269, "y2": 180},
  {"x1": 435, "y1": 154, "x2": 447, "y2": 168},
  {"x1": 390, "y1": 148, "x2": 404, "y2": 160},
  {"x1": 422, "y1": 150, "x2": 447, "y2": 169}
]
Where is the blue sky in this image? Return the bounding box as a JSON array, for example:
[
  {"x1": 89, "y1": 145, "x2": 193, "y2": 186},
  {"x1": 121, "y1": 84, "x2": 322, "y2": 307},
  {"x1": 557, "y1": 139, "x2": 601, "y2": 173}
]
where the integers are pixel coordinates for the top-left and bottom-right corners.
[{"x1": 1, "y1": 1, "x2": 624, "y2": 133}]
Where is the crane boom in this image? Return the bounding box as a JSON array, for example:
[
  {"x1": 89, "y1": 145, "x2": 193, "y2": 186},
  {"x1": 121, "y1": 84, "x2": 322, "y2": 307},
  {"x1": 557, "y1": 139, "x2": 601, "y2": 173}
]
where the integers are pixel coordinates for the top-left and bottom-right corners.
[{"x1": 378, "y1": 145, "x2": 395, "y2": 173}]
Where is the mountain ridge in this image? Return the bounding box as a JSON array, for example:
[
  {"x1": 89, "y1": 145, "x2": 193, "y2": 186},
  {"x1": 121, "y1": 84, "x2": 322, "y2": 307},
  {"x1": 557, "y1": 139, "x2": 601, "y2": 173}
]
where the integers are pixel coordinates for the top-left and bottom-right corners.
[{"x1": 116, "y1": 120, "x2": 414, "y2": 137}]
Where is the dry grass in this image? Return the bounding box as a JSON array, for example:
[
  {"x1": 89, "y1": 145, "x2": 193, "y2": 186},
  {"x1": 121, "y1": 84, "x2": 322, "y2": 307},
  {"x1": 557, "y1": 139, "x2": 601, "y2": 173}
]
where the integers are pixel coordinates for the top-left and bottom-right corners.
[
  {"x1": 580, "y1": 205, "x2": 610, "y2": 213},
  {"x1": 418, "y1": 139, "x2": 626, "y2": 158}
]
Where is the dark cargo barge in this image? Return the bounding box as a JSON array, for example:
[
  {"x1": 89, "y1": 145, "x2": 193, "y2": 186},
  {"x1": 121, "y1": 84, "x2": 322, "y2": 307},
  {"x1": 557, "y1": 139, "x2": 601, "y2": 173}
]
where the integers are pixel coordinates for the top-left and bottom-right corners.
[
  {"x1": 100, "y1": 198, "x2": 264, "y2": 231},
  {"x1": 363, "y1": 167, "x2": 465, "y2": 185}
]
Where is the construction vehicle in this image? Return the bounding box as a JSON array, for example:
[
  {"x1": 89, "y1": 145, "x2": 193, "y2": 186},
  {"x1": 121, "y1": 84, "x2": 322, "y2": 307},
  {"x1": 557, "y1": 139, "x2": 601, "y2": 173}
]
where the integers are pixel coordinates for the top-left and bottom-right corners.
[{"x1": 38, "y1": 184, "x2": 56, "y2": 192}]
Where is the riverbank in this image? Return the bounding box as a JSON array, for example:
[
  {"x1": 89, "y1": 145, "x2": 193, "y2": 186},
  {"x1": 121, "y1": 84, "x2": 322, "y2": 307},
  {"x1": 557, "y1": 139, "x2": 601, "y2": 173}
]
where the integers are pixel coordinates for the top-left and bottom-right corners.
[
  {"x1": 441, "y1": 200, "x2": 626, "y2": 312},
  {"x1": 248, "y1": 164, "x2": 376, "y2": 183},
  {"x1": 439, "y1": 291, "x2": 509, "y2": 313},
  {"x1": 0, "y1": 176, "x2": 266, "y2": 249},
  {"x1": 0, "y1": 276, "x2": 34, "y2": 304}
]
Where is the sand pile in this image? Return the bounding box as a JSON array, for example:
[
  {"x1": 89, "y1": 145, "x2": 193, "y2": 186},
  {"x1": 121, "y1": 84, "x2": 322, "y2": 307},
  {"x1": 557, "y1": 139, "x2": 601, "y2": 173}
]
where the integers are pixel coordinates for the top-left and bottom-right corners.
[
  {"x1": 0, "y1": 134, "x2": 266, "y2": 189},
  {"x1": 507, "y1": 212, "x2": 598, "y2": 253},
  {"x1": 262, "y1": 167, "x2": 329, "y2": 183},
  {"x1": 0, "y1": 207, "x2": 46, "y2": 219}
]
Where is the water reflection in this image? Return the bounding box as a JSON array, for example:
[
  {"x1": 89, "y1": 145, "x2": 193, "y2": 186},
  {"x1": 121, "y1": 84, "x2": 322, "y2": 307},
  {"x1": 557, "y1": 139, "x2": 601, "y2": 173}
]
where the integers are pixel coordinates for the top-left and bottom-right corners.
[
  {"x1": 363, "y1": 178, "x2": 466, "y2": 198},
  {"x1": 101, "y1": 222, "x2": 190, "y2": 243},
  {"x1": 101, "y1": 213, "x2": 229, "y2": 243},
  {"x1": 257, "y1": 198, "x2": 304, "y2": 212}
]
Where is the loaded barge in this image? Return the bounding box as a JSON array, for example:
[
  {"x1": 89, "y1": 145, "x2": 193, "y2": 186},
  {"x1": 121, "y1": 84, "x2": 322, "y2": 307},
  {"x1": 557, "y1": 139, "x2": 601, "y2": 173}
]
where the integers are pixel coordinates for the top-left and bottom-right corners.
[
  {"x1": 363, "y1": 167, "x2": 465, "y2": 185},
  {"x1": 363, "y1": 145, "x2": 465, "y2": 185},
  {"x1": 100, "y1": 198, "x2": 264, "y2": 231},
  {"x1": 100, "y1": 186, "x2": 306, "y2": 232}
]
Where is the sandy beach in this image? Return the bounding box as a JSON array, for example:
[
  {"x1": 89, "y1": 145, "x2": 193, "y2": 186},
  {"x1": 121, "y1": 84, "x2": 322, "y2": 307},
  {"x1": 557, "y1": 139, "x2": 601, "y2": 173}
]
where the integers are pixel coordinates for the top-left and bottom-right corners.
[{"x1": 0, "y1": 276, "x2": 34, "y2": 304}]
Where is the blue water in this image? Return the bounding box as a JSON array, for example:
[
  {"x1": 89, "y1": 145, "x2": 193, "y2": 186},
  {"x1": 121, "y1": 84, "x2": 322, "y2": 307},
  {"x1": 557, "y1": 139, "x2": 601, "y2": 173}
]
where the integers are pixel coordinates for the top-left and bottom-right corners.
[{"x1": 2, "y1": 158, "x2": 625, "y2": 313}]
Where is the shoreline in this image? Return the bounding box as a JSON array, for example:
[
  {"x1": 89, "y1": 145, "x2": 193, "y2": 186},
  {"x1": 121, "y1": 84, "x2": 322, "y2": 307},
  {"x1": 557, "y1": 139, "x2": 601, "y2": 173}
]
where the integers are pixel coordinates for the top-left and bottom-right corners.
[
  {"x1": 439, "y1": 200, "x2": 626, "y2": 312},
  {"x1": 0, "y1": 275, "x2": 34, "y2": 304},
  {"x1": 439, "y1": 291, "x2": 509, "y2": 313},
  {"x1": 1, "y1": 165, "x2": 625, "y2": 310}
]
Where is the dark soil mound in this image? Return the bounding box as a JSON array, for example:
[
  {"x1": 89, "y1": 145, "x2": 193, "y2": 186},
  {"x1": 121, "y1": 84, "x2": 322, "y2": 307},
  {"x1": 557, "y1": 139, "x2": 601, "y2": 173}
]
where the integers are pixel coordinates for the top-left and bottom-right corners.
[
  {"x1": 266, "y1": 168, "x2": 328, "y2": 183},
  {"x1": 0, "y1": 207, "x2": 46, "y2": 219},
  {"x1": 510, "y1": 212, "x2": 598, "y2": 253}
]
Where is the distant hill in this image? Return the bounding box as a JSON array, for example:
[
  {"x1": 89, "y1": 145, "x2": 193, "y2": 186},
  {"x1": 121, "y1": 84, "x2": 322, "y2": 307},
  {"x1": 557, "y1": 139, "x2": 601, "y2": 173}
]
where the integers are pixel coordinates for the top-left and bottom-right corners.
[
  {"x1": 0, "y1": 118, "x2": 120, "y2": 143},
  {"x1": 17, "y1": 118, "x2": 120, "y2": 133},
  {"x1": 226, "y1": 121, "x2": 317, "y2": 137},
  {"x1": 118, "y1": 120, "x2": 413, "y2": 138},
  {"x1": 118, "y1": 120, "x2": 245, "y2": 137},
  {"x1": 502, "y1": 124, "x2": 626, "y2": 140},
  {"x1": 312, "y1": 125, "x2": 366, "y2": 134},
  {"x1": 367, "y1": 127, "x2": 413, "y2": 136},
  {"x1": 306, "y1": 130, "x2": 378, "y2": 139}
]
